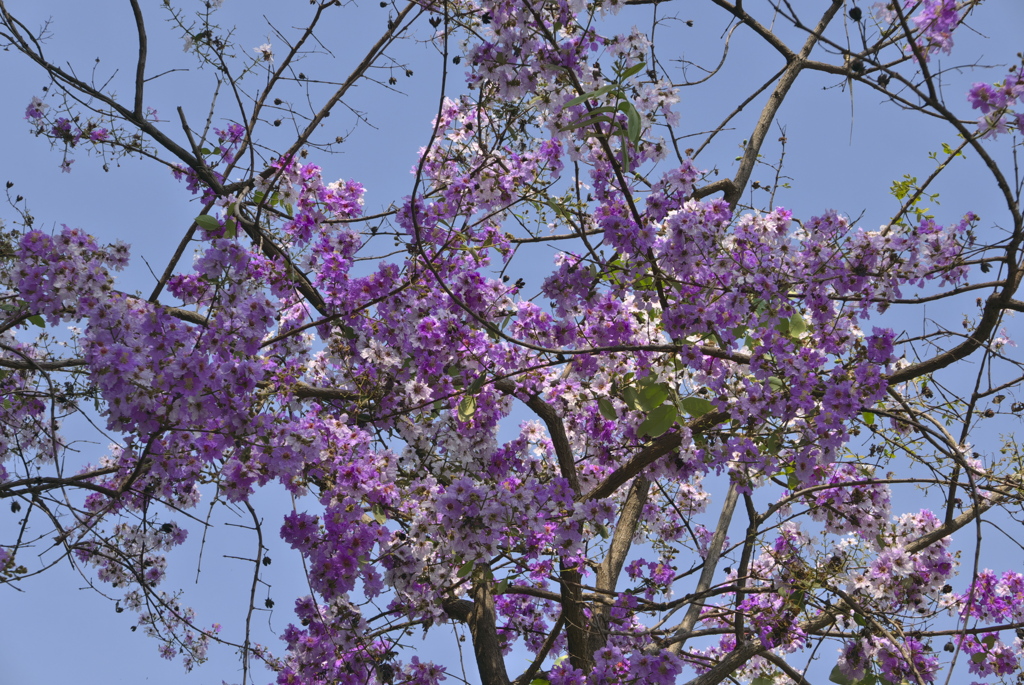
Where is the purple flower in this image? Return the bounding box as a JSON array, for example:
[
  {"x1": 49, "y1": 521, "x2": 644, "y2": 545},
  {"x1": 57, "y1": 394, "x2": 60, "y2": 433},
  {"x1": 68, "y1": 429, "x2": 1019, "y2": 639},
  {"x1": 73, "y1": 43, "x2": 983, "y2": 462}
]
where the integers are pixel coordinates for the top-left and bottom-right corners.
[
  {"x1": 968, "y1": 82, "x2": 1005, "y2": 114},
  {"x1": 867, "y1": 327, "x2": 895, "y2": 364},
  {"x1": 24, "y1": 96, "x2": 47, "y2": 120}
]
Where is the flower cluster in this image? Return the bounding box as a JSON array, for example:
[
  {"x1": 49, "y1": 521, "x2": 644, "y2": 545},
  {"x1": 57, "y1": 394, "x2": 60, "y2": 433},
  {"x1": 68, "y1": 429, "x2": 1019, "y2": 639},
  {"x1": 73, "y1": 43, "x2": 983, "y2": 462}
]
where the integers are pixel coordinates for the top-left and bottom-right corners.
[
  {"x1": 13, "y1": 227, "x2": 128, "y2": 325},
  {"x1": 967, "y1": 65, "x2": 1024, "y2": 138},
  {"x1": 807, "y1": 463, "x2": 892, "y2": 540},
  {"x1": 23, "y1": 96, "x2": 113, "y2": 171},
  {"x1": 837, "y1": 635, "x2": 940, "y2": 684}
]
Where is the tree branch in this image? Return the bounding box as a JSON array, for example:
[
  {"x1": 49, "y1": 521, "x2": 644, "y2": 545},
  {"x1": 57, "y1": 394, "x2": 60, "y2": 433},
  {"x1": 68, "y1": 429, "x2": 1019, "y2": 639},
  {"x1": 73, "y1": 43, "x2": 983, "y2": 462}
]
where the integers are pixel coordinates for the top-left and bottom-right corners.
[{"x1": 468, "y1": 576, "x2": 512, "y2": 685}]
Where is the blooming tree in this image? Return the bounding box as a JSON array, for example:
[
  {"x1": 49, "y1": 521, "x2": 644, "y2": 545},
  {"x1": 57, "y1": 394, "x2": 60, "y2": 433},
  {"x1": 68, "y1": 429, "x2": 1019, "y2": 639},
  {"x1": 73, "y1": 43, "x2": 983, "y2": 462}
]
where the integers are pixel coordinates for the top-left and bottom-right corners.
[{"x1": 2, "y1": 1, "x2": 1024, "y2": 684}]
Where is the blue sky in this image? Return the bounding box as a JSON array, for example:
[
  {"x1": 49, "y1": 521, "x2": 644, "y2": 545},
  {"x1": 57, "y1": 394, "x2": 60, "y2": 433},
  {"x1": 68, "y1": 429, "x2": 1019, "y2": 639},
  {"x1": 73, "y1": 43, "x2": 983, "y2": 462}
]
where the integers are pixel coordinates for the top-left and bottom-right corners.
[{"x1": 2, "y1": 1, "x2": 1024, "y2": 684}]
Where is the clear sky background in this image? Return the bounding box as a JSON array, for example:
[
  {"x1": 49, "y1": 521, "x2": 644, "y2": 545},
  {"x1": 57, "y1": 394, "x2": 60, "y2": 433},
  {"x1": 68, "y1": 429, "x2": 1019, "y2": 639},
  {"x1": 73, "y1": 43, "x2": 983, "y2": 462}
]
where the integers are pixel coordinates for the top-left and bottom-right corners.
[{"x1": 2, "y1": 1, "x2": 1024, "y2": 684}]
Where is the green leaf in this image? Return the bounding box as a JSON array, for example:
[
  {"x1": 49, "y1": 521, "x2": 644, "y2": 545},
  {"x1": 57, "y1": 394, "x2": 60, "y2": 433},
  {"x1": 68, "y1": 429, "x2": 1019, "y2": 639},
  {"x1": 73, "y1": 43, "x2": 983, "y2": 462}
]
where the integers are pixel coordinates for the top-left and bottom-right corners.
[
  {"x1": 638, "y1": 383, "x2": 670, "y2": 411},
  {"x1": 559, "y1": 115, "x2": 618, "y2": 132},
  {"x1": 530, "y1": 680, "x2": 551, "y2": 685},
  {"x1": 971, "y1": 652, "x2": 987, "y2": 664},
  {"x1": 941, "y1": 141, "x2": 964, "y2": 158},
  {"x1": 680, "y1": 396, "x2": 714, "y2": 417},
  {"x1": 195, "y1": 214, "x2": 220, "y2": 230},
  {"x1": 621, "y1": 101, "x2": 642, "y2": 144},
  {"x1": 456, "y1": 559, "x2": 475, "y2": 577},
  {"x1": 581, "y1": 105, "x2": 620, "y2": 116},
  {"x1": 598, "y1": 397, "x2": 617, "y2": 421},
  {"x1": 620, "y1": 61, "x2": 646, "y2": 79},
  {"x1": 493, "y1": 579, "x2": 509, "y2": 595},
  {"x1": 853, "y1": 612, "x2": 867, "y2": 627},
  {"x1": 767, "y1": 376, "x2": 785, "y2": 392},
  {"x1": 789, "y1": 312, "x2": 807, "y2": 336},
  {"x1": 638, "y1": 403, "x2": 677, "y2": 437},
  {"x1": 467, "y1": 374, "x2": 486, "y2": 395},
  {"x1": 458, "y1": 396, "x2": 476, "y2": 422},
  {"x1": 751, "y1": 678, "x2": 775, "y2": 685},
  {"x1": 27, "y1": 314, "x2": 45, "y2": 327},
  {"x1": 622, "y1": 386, "x2": 641, "y2": 411},
  {"x1": 829, "y1": 664, "x2": 856, "y2": 685},
  {"x1": 224, "y1": 217, "x2": 237, "y2": 239},
  {"x1": 563, "y1": 84, "x2": 617, "y2": 109},
  {"x1": 371, "y1": 504, "x2": 387, "y2": 524},
  {"x1": 862, "y1": 411, "x2": 875, "y2": 426},
  {"x1": 545, "y1": 199, "x2": 571, "y2": 221},
  {"x1": 637, "y1": 373, "x2": 660, "y2": 388}
]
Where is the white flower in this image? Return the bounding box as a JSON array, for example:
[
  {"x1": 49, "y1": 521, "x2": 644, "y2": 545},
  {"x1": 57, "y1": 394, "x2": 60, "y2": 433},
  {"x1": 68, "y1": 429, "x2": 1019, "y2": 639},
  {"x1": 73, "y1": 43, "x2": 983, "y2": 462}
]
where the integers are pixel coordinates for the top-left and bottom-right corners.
[
  {"x1": 591, "y1": 374, "x2": 612, "y2": 395},
  {"x1": 254, "y1": 43, "x2": 274, "y2": 62},
  {"x1": 359, "y1": 339, "x2": 399, "y2": 368},
  {"x1": 404, "y1": 379, "x2": 433, "y2": 403}
]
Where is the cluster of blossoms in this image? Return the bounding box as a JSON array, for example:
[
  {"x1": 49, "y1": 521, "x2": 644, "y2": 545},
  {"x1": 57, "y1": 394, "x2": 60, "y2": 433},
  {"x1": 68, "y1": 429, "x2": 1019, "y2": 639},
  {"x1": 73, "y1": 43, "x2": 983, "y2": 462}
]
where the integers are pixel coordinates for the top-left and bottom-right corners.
[
  {"x1": 854, "y1": 510, "x2": 956, "y2": 610},
  {"x1": 688, "y1": 507, "x2": 958, "y2": 682},
  {"x1": 806, "y1": 463, "x2": 892, "y2": 540},
  {"x1": 67, "y1": 510, "x2": 217, "y2": 671},
  {"x1": 837, "y1": 634, "x2": 940, "y2": 684},
  {"x1": 24, "y1": 96, "x2": 113, "y2": 172},
  {"x1": 0, "y1": 340, "x2": 53, "y2": 481},
  {"x1": 874, "y1": 0, "x2": 960, "y2": 58},
  {"x1": 74, "y1": 519, "x2": 188, "y2": 589},
  {"x1": 967, "y1": 65, "x2": 1024, "y2": 138},
  {"x1": 171, "y1": 124, "x2": 247, "y2": 202},
  {"x1": 952, "y1": 570, "x2": 1024, "y2": 678},
  {"x1": 537, "y1": 197, "x2": 971, "y2": 487},
  {"x1": 13, "y1": 227, "x2": 128, "y2": 325}
]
